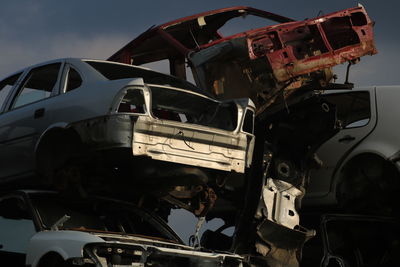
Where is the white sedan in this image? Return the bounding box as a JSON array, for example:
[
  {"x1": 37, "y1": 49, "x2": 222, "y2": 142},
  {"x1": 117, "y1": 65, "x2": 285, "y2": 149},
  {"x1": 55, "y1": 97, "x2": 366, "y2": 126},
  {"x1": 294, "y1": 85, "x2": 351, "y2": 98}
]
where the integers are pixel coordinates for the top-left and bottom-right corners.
[{"x1": 0, "y1": 59, "x2": 255, "y2": 192}]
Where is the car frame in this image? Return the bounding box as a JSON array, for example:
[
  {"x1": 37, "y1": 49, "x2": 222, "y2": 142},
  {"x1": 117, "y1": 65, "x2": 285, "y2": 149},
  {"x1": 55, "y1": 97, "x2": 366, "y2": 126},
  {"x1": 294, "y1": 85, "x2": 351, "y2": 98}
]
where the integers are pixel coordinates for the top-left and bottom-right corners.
[
  {"x1": 108, "y1": 5, "x2": 376, "y2": 112},
  {"x1": 0, "y1": 58, "x2": 255, "y2": 188},
  {"x1": 0, "y1": 190, "x2": 244, "y2": 267}
]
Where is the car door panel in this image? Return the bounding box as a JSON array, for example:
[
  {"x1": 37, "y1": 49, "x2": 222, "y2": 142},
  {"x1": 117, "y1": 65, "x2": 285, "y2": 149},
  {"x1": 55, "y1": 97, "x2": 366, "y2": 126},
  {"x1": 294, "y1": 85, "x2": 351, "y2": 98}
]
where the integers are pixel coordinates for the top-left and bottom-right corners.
[
  {"x1": 0, "y1": 62, "x2": 63, "y2": 179},
  {"x1": 306, "y1": 88, "x2": 377, "y2": 201}
]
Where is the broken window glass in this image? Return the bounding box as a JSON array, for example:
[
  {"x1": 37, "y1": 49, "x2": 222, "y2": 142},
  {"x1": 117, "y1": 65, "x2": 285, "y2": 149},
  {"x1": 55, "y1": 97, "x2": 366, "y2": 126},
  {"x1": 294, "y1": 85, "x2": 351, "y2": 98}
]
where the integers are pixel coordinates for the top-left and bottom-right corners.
[{"x1": 150, "y1": 85, "x2": 238, "y2": 131}]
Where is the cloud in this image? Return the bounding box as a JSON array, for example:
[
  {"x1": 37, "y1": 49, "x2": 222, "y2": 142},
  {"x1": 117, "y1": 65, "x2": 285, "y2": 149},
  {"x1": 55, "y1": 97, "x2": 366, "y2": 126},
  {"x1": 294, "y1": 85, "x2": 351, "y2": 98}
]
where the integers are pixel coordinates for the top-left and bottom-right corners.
[{"x1": 0, "y1": 33, "x2": 131, "y2": 77}]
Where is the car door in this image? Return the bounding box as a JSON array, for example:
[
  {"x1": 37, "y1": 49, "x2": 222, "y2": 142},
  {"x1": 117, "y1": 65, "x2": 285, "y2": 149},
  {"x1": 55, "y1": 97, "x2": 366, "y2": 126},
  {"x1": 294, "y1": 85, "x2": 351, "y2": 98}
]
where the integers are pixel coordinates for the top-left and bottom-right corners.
[
  {"x1": 0, "y1": 195, "x2": 37, "y2": 266},
  {"x1": 0, "y1": 62, "x2": 64, "y2": 179},
  {"x1": 306, "y1": 89, "x2": 377, "y2": 201},
  {"x1": 0, "y1": 72, "x2": 24, "y2": 179}
]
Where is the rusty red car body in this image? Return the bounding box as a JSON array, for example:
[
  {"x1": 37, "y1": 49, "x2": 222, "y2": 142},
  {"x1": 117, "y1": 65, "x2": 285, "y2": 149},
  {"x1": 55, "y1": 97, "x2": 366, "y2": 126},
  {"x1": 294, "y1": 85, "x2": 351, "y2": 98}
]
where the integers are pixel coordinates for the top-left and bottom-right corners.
[{"x1": 109, "y1": 5, "x2": 377, "y2": 112}]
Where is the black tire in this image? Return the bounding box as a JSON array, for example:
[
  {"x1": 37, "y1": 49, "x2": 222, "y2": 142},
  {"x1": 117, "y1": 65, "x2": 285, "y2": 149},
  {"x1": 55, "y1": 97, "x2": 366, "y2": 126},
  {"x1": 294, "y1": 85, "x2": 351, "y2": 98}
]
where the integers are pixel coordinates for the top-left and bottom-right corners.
[
  {"x1": 36, "y1": 130, "x2": 87, "y2": 192},
  {"x1": 336, "y1": 155, "x2": 400, "y2": 217},
  {"x1": 37, "y1": 253, "x2": 73, "y2": 267}
]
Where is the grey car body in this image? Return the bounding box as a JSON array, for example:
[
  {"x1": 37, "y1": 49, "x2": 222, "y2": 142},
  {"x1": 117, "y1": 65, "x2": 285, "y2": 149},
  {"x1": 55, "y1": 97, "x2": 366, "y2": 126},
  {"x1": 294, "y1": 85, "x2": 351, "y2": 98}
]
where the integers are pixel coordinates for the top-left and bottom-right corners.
[
  {"x1": 0, "y1": 58, "x2": 255, "y2": 184},
  {"x1": 0, "y1": 190, "x2": 243, "y2": 267},
  {"x1": 305, "y1": 86, "x2": 400, "y2": 215}
]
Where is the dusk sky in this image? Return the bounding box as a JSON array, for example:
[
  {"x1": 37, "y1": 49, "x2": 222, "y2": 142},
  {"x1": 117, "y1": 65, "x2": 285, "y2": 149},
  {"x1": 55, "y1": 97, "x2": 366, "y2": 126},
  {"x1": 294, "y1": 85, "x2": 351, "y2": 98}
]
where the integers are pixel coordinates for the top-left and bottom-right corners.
[
  {"x1": 1, "y1": 0, "x2": 399, "y2": 242},
  {"x1": 1, "y1": 0, "x2": 399, "y2": 86}
]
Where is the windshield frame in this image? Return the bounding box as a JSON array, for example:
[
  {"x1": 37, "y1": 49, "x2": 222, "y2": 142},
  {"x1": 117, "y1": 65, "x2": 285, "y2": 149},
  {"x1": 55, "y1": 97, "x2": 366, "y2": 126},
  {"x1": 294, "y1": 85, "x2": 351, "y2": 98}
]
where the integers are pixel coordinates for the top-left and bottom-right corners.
[{"x1": 28, "y1": 193, "x2": 182, "y2": 243}]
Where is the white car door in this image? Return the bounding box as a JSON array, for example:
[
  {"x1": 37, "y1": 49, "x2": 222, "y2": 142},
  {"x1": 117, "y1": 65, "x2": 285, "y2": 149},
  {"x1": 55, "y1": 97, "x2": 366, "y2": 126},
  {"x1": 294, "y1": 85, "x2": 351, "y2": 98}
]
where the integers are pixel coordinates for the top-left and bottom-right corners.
[
  {"x1": 306, "y1": 88, "x2": 377, "y2": 203},
  {"x1": 0, "y1": 62, "x2": 63, "y2": 179}
]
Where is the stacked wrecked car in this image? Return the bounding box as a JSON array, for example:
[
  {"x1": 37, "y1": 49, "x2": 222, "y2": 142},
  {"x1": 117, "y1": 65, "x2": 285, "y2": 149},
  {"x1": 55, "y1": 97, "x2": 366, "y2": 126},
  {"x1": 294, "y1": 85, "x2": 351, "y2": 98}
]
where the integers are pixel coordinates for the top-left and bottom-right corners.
[
  {"x1": 0, "y1": 59, "x2": 255, "y2": 266},
  {"x1": 1, "y1": 4, "x2": 394, "y2": 267}
]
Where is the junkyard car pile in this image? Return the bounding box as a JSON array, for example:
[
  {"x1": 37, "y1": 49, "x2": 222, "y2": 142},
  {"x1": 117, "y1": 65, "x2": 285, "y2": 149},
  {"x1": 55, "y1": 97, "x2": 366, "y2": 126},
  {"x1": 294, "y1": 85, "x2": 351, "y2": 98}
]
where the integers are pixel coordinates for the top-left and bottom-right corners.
[{"x1": 0, "y1": 4, "x2": 397, "y2": 267}]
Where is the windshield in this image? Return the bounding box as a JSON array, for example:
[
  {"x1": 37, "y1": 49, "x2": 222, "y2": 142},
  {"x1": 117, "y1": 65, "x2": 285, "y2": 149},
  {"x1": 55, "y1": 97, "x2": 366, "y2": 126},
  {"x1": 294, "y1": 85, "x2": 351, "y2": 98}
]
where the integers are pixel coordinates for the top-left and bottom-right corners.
[
  {"x1": 85, "y1": 61, "x2": 201, "y2": 93},
  {"x1": 150, "y1": 85, "x2": 238, "y2": 131},
  {"x1": 31, "y1": 195, "x2": 178, "y2": 242}
]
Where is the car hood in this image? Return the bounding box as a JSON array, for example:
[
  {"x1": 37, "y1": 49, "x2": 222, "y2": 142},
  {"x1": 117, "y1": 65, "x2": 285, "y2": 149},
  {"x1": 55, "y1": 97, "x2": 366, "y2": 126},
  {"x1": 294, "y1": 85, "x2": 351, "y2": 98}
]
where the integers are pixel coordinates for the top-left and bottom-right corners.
[{"x1": 27, "y1": 229, "x2": 243, "y2": 267}]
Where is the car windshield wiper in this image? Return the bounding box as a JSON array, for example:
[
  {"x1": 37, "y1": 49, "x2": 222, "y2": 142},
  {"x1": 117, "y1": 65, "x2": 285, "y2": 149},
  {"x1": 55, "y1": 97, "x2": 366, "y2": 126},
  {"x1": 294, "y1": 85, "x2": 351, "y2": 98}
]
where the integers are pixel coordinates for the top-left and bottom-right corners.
[{"x1": 50, "y1": 214, "x2": 71, "y2": 231}]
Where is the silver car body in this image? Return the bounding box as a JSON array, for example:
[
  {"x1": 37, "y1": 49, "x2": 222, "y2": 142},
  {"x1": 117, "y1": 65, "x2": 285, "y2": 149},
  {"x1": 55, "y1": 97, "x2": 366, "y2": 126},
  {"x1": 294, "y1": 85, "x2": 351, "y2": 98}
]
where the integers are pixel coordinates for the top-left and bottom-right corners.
[
  {"x1": 0, "y1": 58, "x2": 255, "y2": 182},
  {"x1": 305, "y1": 86, "x2": 400, "y2": 206}
]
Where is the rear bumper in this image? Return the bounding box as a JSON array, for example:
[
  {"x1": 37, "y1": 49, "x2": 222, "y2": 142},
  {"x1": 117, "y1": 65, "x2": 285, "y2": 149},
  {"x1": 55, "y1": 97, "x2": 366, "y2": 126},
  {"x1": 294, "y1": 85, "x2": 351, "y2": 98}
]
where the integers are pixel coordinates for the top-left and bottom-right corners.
[
  {"x1": 71, "y1": 115, "x2": 254, "y2": 173},
  {"x1": 133, "y1": 116, "x2": 254, "y2": 173}
]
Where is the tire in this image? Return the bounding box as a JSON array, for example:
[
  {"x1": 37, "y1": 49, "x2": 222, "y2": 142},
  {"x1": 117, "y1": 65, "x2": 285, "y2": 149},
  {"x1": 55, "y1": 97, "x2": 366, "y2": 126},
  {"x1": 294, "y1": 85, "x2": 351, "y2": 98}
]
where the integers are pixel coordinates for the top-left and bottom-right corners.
[
  {"x1": 36, "y1": 130, "x2": 87, "y2": 193},
  {"x1": 37, "y1": 253, "x2": 73, "y2": 267},
  {"x1": 336, "y1": 155, "x2": 400, "y2": 217}
]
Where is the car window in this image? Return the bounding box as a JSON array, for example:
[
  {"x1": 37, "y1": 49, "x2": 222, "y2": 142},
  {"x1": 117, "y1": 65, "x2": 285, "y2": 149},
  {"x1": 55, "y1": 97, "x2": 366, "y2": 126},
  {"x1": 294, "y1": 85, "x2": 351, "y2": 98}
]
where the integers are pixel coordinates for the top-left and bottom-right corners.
[
  {"x1": 85, "y1": 61, "x2": 204, "y2": 93},
  {"x1": 0, "y1": 73, "x2": 22, "y2": 112},
  {"x1": 12, "y1": 63, "x2": 61, "y2": 108},
  {"x1": 0, "y1": 197, "x2": 36, "y2": 254},
  {"x1": 65, "y1": 67, "x2": 82, "y2": 92},
  {"x1": 324, "y1": 91, "x2": 371, "y2": 129}
]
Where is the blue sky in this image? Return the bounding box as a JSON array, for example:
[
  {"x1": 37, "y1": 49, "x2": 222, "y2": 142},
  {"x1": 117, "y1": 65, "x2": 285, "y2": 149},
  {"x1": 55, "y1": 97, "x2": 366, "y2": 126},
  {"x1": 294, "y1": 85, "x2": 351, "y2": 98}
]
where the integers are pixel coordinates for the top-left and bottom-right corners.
[
  {"x1": 1, "y1": 0, "x2": 399, "y2": 86},
  {"x1": 1, "y1": 0, "x2": 399, "y2": 242}
]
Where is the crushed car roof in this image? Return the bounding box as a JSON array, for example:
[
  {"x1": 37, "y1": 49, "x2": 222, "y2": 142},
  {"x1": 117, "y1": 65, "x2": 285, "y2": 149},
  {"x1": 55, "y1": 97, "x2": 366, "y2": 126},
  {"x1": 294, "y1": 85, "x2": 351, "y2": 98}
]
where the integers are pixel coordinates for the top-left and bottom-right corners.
[{"x1": 108, "y1": 5, "x2": 377, "y2": 114}]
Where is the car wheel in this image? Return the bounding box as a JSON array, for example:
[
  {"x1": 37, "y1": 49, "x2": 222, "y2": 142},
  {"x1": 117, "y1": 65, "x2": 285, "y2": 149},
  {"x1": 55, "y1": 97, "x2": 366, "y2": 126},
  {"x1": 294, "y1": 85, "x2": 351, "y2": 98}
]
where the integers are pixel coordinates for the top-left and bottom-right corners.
[
  {"x1": 37, "y1": 253, "x2": 74, "y2": 267},
  {"x1": 336, "y1": 155, "x2": 400, "y2": 216},
  {"x1": 36, "y1": 129, "x2": 86, "y2": 189}
]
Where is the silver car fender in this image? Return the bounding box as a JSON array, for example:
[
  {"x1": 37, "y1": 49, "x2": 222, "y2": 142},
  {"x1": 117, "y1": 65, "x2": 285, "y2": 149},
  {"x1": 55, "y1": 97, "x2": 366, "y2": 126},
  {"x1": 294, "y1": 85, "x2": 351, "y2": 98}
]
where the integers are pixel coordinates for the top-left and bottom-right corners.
[
  {"x1": 34, "y1": 122, "x2": 70, "y2": 154},
  {"x1": 26, "y1": 230, "x2": 105, "y2": 267}
]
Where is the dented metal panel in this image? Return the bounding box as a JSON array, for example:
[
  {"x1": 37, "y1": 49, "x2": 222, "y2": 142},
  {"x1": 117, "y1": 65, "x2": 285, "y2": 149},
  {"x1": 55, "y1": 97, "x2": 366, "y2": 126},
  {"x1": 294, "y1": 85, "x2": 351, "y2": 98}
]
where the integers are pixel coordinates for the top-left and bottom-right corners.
[
  {"x1": 247, "y1": 6, "x2": 377, "y2": 82},
  {"x1": 133, "y1": 116, "x2": 252, "y2": 173},
  {"x1": 260, "y1": 178, "x2": 302, "y2": 229}
]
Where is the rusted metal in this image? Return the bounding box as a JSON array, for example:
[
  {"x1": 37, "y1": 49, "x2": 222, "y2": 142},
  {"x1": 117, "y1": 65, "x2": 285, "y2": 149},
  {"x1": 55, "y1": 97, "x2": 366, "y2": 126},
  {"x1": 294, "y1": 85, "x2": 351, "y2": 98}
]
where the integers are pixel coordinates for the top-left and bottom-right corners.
[{"x1": 108, "y1": 5, "x2": 377, "y2": 112}]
